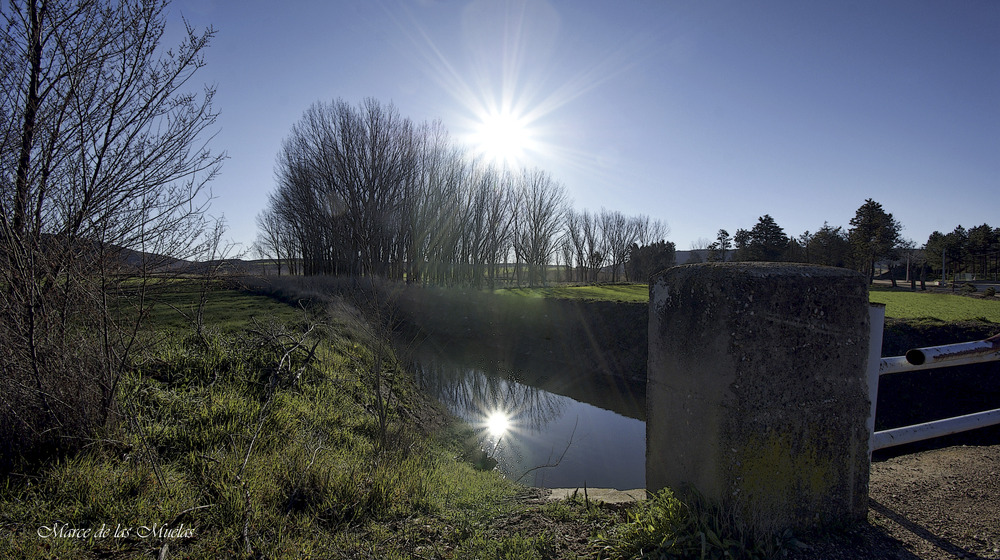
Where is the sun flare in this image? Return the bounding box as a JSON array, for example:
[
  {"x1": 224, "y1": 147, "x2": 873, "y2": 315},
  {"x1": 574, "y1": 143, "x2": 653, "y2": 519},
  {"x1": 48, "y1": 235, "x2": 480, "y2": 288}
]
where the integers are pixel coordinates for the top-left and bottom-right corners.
[
  {"x1": 486, "y1": 410, "x2": 510, "y2": 437},
  {"x1": 471, "y1": 110, "x2": 532, "y2": 166}
]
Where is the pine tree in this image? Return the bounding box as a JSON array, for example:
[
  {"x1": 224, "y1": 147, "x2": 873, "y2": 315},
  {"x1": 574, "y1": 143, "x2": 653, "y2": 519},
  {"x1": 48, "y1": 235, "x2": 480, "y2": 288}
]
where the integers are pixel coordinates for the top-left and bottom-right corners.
[{"x1": 848, "y1": 199, "x2": 901, "y2": 283}]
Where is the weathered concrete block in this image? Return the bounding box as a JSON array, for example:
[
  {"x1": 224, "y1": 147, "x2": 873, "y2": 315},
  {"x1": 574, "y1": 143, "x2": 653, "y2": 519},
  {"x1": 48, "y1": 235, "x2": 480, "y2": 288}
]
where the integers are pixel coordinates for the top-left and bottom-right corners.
[{"x1": 647, "y1": 263, "x2": 871, "y2": 534}]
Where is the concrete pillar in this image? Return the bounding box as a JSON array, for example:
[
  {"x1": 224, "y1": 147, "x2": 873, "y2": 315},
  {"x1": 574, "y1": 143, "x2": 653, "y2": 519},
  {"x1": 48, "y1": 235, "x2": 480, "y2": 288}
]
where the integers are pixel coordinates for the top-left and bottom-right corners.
[{"x1": 647, "y1": 263, "x2": 871, "y2": 534}]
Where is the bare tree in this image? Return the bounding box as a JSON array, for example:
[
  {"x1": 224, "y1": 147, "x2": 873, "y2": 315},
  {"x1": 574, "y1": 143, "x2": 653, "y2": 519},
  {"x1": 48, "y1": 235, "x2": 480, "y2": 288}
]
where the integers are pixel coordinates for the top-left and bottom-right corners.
[
  {"x1": 400, "y1": 120, "x2": 450, "y2": 284},
  {"x1": 633, "y1": 215, "x2": 668, "y2": 247},
  {"x1": 264, "y1": 97, "x2": 669, "y2": 288},
  {"x1": 688, "y1": 238, "x2": 711, "y2": 263},
  {"x1": 254, "y1": 207, "x2": 287, "y2": 275},
  {"x1": 514, "y1": 168, "x2": 566, "y2": 286},
  {"x1": 598, "y1": 209, "x2": 641, "y2": 282},
  {"x1": 412, "y1": 137, "x2": 470, "y2": 286},
  {"x1": 564, "y1": 210, "x2": 587, "y2": 283},
  {"x1": 274, "y1": 98, "x2": 416, "y2": 278},
  {"x1": 271, "y1": 141, "x2": 335, "y2": 275},
  {"x1": 580, "y1": 210, "x2": 604, "y2": 282},
  {"x1": 481, "y1": 167, "x2": 515, "y2": 288},
  {"x1": 559, "y1": 237, "x2": 574, "y2": 283},
  {"x1": 0, "y1": 0, "x2": 220, "y2": 466}
]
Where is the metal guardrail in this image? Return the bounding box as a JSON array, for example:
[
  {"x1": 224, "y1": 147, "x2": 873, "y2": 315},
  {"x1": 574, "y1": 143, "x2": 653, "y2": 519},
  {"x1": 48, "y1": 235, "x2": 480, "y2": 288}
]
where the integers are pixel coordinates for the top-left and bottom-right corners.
[
  {"x1": 879, "y1": 333, "x2": 1000, "y2": 376},
  {"x1": 868, "y1": 305, "x2": 1000, "y2": 453},
  {"x1": 872, "y1": 409, "x2": 1000, "y2": 451}
]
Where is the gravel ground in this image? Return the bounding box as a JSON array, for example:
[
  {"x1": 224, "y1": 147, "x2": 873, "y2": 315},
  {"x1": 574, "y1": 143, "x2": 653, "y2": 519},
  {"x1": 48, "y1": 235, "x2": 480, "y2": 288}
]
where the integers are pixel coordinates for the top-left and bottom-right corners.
[{"x1": 789, "y1": 444, "x2": 1000, "y2": 560}]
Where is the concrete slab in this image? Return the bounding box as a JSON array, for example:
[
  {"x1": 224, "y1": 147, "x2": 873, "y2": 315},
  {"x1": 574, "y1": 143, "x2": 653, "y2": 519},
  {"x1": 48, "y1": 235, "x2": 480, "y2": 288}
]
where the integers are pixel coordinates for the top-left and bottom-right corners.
[{"x1": 546, "y1": 487, "x2": 646, "y2": 504}]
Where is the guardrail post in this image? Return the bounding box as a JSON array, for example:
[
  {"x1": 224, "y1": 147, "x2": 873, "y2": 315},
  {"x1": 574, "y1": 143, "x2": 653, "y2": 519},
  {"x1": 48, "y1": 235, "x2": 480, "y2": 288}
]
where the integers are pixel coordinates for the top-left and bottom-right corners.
[
  {"x1": 867, "y1": 303, "x2": 885, "y2": 459},
  {"x1": 647, "y1": 263, "x2": 871, "y2": 534}
]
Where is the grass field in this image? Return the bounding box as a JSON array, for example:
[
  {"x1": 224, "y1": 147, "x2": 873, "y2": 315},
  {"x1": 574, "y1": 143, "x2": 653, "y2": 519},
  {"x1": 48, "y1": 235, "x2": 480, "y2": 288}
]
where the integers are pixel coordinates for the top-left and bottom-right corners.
[
  {"x1": 499, "y1": 283, "x2": 649, "y2": 303},
  {"x1": 502, "y1": 283, "x2": 1000, "y2": 323},
  {"x1": 868, "y1": 288, "x2": 1000, "y2": 323},
  {"x1": 1, "y1": 284, "x2": 545, "y2": 558},
  {"x1": 141, "y1": 279, "x2": 306, "y2": 332}
]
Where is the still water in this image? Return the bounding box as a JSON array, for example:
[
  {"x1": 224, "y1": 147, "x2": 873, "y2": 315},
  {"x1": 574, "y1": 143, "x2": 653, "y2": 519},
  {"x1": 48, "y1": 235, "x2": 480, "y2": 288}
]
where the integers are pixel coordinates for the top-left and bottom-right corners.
[{"x1": 406, "y1": 337, "x2": 646, "y2": 490}]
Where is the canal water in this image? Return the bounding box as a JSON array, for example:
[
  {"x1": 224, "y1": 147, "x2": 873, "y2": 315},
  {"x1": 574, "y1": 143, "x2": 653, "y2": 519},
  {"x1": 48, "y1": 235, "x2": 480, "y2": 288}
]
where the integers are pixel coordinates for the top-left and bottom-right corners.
[{"x1": 405, "y1": 337, "x2": 646, "y2": 490}]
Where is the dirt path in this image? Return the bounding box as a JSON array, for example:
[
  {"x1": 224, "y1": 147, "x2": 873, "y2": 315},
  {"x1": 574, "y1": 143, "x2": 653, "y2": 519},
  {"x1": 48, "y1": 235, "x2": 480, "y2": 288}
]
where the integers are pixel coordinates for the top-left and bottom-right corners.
[
  {"x1": 868, "y1": 444, "x2": 1000, "y2": 559},
  {"x1": 790, "y1": 444, "x2": 1000, "y2": 559}
]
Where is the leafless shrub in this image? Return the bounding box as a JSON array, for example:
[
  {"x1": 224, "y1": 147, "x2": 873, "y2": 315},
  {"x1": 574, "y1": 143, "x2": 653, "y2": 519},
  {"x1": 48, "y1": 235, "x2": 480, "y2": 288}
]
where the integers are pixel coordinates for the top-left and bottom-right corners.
[{"x1": 0, "y1": 0, "x2": 220, "y2": 470}]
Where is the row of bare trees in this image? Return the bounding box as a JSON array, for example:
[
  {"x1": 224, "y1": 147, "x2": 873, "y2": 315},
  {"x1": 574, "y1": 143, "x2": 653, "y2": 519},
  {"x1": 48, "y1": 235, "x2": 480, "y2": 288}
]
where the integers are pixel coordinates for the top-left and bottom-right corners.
[
  {"x1": 257, "y1": 98, "x2": 668, "y2": 287},
  {"x1": 1, "y1": 0, "x2": 221, "y2": 467},
  {"x1": 561, "y1": 209, "x2": 667, "y2": 283}
]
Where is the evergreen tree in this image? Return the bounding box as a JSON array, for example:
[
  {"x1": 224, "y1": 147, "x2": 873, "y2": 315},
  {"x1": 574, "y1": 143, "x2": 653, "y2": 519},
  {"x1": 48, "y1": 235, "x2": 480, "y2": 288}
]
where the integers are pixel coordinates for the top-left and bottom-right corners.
[
  {"x1": 848, "y1": 199, "x2": 901, "y2": 283},
  {"x1": 966, "y1": 224, "x2": 996, "y2": 278},
  {"x1": 626, "y1": 241, "x2": 676, "y2": 281},
  {"x1": 707, "y1": 229, "x2": 731, "y2": 262},
  {"x1": 808, "y1": 222, "x2": 851, "y2": 268},
  {"x1": 732, "y1": 215, "x2": 788, "y2": 261},
  {"x1": 924, "y1": 231, "x2": 948, "y2": 278},
  {"x1": 732, "y1": 228, "x2": 752, "y2": 261}
]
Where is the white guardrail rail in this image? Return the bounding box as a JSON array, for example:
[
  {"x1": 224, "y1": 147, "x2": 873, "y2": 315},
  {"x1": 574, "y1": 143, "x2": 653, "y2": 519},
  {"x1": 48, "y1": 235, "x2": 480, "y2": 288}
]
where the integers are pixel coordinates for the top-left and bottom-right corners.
[{"x1": 867, "y1": 304, "x2": 1000, "y2": 453}]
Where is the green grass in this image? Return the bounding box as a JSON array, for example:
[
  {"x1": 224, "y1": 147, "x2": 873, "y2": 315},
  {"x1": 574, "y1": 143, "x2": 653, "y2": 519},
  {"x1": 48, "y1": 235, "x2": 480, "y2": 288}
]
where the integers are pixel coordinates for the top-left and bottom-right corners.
[
  {"x1": 498, "y1": 283, "x2": 649, "y2": 303},
  {"x1": 500, "y1": 282, "x2": 1000, "y2": 323},
  {"x1": 139, "y1": 279, "x2": 305, "y2": 333},
  {"x1": 868, "y1": 288, "x2": 1000, "y2": 323},
  {"x1": 2, "y1": 285, "x2": 576, "y2": 559},
  {"x1": 595, "y1": 488, "x2": 787, "y2": 559}
]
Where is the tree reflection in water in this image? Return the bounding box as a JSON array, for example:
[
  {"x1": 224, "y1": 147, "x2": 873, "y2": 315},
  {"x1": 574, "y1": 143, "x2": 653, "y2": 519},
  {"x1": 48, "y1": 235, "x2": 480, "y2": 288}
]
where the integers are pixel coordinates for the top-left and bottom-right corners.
[
  {"x1": 413, "y1": 355, "x2": 568, "y2": 430},
  {"x1": 405, "y1": 337, "x2": 646, "y2": 489},
  {"x1": 411, "y1": 353, "x2": 570, "y2": 480}
]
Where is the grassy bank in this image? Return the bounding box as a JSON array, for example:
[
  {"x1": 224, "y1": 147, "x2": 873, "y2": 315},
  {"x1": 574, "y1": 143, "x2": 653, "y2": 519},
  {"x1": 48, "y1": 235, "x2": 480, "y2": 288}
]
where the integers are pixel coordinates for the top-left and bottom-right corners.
[{"x1": 0, "y1": 282, "x2": 627, "y2": 559}]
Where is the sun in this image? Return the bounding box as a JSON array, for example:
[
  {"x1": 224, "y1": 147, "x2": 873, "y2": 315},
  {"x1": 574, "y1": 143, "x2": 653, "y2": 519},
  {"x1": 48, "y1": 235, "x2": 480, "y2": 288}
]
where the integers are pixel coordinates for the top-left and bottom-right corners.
[{"x1": 471, "y1": 110, "x2": 533, "y2": 166}]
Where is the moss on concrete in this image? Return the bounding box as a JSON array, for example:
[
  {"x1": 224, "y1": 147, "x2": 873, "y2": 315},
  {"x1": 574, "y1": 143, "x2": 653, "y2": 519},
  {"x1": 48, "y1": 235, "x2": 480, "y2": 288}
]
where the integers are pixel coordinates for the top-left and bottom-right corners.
[{"x1": 734, "y1": 431, "x2": 836, "y2": 533}]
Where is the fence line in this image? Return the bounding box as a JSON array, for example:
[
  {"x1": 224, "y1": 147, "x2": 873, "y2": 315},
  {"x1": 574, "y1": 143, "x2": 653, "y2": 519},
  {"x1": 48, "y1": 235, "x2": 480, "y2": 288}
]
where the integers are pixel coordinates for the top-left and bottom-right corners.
[{"x1": 868, "y1": 304, "x2": 1000, "y2": 453}]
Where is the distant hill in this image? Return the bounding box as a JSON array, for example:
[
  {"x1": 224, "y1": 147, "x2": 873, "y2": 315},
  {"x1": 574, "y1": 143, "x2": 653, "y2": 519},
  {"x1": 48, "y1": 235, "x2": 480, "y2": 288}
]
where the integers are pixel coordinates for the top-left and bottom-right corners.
[
  {"x1": 114, "y1": 245, "x2": 190, "y2": 272},
  {"x1": 48, "y1": 238, "x2": 265, "y2": 276},
  {"x1": 674, "y1": 249, "x2": 735, "y2": 265},
  {"x1": 181, "y1": 258, "x2": 263, "y2": 276},
  {"x1": 113, "y1": 245, "x2": 277, "y2": 276},
  {"x1": 34, "y1": 234, "x2": 190, "y2": 273},
  {"x1": 675, "y1": 250, "x2": 706, "y2": 265}
]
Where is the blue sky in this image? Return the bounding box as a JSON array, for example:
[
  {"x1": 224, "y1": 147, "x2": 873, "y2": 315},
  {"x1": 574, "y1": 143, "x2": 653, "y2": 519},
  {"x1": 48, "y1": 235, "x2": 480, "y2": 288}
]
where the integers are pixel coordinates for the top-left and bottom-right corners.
[{"x1": 170, "y1": 0, "x2": 999, "y2": 253}]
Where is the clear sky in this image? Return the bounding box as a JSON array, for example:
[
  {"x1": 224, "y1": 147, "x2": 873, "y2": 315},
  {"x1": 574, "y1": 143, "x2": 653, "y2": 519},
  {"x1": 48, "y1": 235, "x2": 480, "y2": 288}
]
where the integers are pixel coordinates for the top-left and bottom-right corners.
[{"x1": 169, "y1": 0, "x2": 999, "y2": 253}]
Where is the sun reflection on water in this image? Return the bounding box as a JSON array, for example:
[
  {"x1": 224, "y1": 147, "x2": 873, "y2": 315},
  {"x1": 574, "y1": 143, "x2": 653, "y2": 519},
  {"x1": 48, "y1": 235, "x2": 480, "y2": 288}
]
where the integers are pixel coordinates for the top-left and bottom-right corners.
[
  {"x1": 408, "y1": 341, "x2": 646, "y2": 488},
  {"x1": 485, "y1": 410, "x2": 511, "y2": 437}
]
